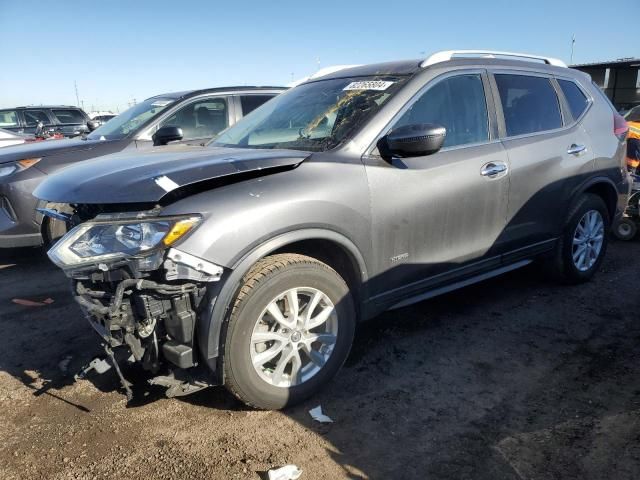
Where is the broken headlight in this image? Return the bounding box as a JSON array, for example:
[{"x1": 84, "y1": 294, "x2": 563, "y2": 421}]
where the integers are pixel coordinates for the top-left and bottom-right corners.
[{"x1": 48, "y1": 215, "x2": 201, "y2": 268}]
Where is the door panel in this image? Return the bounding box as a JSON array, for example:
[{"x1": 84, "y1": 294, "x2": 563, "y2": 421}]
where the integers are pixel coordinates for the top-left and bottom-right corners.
[
  {"x1": 492, "y1": 72, "x2": 594, "y2": 250},
  {"x1": 500, "y1": 126, "x2": 593, "y2": 249},
  {"x1": 365, "y1": 143, "x2": 510, "y2": 300}
]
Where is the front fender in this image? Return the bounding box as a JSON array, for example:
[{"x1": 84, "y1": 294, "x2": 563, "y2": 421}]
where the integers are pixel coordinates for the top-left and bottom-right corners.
[{"x1": 196, "y1": 228, "x2": 369, "y2": 372}]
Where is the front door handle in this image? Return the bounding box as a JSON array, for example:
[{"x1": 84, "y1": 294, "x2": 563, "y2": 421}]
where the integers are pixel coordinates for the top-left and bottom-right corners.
[
  {"x1": 567, "y1": 144, "x2": 587, "y2": 155},
  {"x1": 480, "y1": 162, "x2": 508, "y2": 177}
]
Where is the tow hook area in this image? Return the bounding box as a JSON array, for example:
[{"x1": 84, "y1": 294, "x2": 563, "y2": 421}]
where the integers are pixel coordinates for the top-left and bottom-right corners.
[
  {"x1": 74, "y1": 345, "x2": 214, "y2": 401},
  {"x1": 148, "y1": 371, "x2": 212, "y2": 397}
]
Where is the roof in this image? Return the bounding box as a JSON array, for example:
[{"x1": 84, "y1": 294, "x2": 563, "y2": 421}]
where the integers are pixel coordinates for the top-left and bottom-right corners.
[
  {"x1": 148, "y1": 86, "x2": 287, "y2": 101},
  {"x1": 12, "y1": 105, "x2": 80, "y2": 109},
  {"x1": 311, "y1": 60, "x2": 423, "y2": 81},
  {"x1": 571, "y1": 58, "x2": 640, "y2": 68}
]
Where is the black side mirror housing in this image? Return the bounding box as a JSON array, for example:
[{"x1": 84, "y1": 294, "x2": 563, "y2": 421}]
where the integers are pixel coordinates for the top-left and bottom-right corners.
[
  {"x1": 87, "y1": 120, "x2": 101, "y2": 131},
  {"x1": 152, "y1": 125, "x2": 183, "y2": 146},
  {"x1": 380, "y1": 123, "x2": 446, "y2": 158}
]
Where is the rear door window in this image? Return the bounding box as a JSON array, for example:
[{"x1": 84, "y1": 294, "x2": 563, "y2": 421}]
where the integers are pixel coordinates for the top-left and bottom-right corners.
[
  {"x1": 494, "y1": 74, "x2": 562, "y2": 137},
  {"x1": 394, "y1": 74, "x2": 489, "y2": 148},
  {"x1": 557, "y1": 79, "x2": 589, "y2": 120},
  {"x1": 240, "y1": 95, "x2": 276, "y2": 116},
  {"x1": 52, "y1": 109, "x2": 86, "y2": 124},
  {"x1": 0, "y1": 110, "x2": 19, "y2": 127},
  {"x1": 23, "y1": 109, "x2": 52, "y2": 126}
]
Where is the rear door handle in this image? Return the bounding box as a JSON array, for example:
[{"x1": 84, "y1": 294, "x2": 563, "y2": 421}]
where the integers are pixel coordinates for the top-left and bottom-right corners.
[
  {"x1": 567, "y1": 144, "x2": 587, "y2": 155},
  {"x1": 480, "y1": 162, "x2": 508, "y2": 177}
]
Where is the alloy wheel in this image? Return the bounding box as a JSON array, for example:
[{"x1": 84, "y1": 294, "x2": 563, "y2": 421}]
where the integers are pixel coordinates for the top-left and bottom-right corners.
[
  {"x1": 572, "y1": 209, "x2": 604, "y2": 271},
  {"x1": 250, "y1": 287, "x2": 338, "y2": 388}
]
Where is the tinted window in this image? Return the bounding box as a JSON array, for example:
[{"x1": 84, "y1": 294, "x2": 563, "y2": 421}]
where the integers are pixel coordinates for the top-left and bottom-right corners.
[
  {"x1": 52, "y1": 109, "x2": 85, "y2": 124},
  {"x1": 240, "y1": 95, "x2": 275, "y2": 115},
  {"x1": 395, "y1": 74, "x2": 489, "y2": 148},
  {"x1": 24, "y1": 109, "x2": 51, "y2": 126},
  {"x1": 495, "y1": 74, "x2": 562, "y2": 136},
  {"x1": 0, "y1": 110, "x2": 18, "y2": 127},
  {"x1": 557, "y1": 80, "x2": 589, "y2": 120},
  {"x1": 161, "y1": 97, "x2": 228, "y2": 140}
]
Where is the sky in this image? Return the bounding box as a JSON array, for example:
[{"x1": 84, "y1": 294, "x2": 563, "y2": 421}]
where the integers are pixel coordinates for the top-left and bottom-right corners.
[{"x1": 1, "y1": 0, "x2": 637, "y2": 113}]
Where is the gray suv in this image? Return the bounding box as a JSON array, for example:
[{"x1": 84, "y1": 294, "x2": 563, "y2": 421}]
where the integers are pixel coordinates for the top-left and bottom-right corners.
[{"x1": 35, "y1": 51, "x2": 631, "y2": 409}]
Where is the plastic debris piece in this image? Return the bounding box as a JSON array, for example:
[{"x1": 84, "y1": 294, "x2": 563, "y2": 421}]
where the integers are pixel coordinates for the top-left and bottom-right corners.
[
  {"x1": 74, "y1": 357, "x2": 112, "y2": 380},
  {"x1": 267, "y1": 464, "x2": 303, "y2": 480},
  {"x1": 309, "y1": 405, "x2": 334, "y2": 423},
  {"x1": 12, "y1": 297, "x2": 54, "y2": 307}
]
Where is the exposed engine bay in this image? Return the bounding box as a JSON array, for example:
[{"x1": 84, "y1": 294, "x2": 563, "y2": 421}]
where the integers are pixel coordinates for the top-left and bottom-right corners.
[{"x1": 43, "y1": 203, "x2": 224, "y2": 400}]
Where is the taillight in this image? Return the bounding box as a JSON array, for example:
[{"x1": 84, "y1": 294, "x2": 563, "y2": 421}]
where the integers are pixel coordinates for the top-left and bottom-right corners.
[{"x1": 614, "y1": 113, "x2": 629, "y2": 141}]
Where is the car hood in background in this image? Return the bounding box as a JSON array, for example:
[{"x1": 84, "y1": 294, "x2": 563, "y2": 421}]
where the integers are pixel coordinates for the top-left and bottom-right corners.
[
  {"x1": 33, "y1": 145, "x2": 309, "y2": 204},
  {"x1": 0, "y1": 137, "x2": 112, "y2": 165}
]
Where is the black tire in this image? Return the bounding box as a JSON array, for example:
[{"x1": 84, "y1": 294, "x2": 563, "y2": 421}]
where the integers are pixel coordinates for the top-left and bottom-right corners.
[
  {"x1": 548, "y1": 193, "x2": 610, "y2": 284},
  {"x1": 612, "y1": 217, "x2": 637, "y2": 241},
  {"x1": 222, "y1": 253, "x2": 355, "y2": 410}
]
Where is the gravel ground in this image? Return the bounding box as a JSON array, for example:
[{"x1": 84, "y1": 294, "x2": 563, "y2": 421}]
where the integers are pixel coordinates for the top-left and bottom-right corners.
[{"x1": 0, "y1": 240, "x2": 639, "y2": 480}]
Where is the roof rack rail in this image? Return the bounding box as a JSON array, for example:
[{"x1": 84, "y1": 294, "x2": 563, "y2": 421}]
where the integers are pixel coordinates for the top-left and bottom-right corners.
[{"x1": 421, "y1": 50, "x2": 567, "y2": 68}]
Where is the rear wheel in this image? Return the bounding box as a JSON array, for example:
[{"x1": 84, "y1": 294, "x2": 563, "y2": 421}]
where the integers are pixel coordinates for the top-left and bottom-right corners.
[
  {"x1": 612, "y1": 217, "x2": 637, "y2": 241},
  {"x1": 222, "y1": 254, "x2": 355, "y2": 410},
  {"x1": 548, "y1": 194, "x2": 610, "y2": 283}
]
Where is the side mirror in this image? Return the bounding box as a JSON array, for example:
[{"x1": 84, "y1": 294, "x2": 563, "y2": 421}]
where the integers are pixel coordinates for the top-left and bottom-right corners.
[
  {"x1": 152, "y1": 125, "x2": 183, "y2": 146},
  {"x1": 87, "y1": 120, "x2": 101, "y2": 131},
  {"x1": 379, "y1": 123, "x2": 446, "y2": 158}
]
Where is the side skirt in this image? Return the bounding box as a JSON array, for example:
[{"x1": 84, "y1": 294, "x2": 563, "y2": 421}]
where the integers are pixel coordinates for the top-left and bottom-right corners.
[{"x1": 388, "y1": 259, "x2": 532, "y2": 310}]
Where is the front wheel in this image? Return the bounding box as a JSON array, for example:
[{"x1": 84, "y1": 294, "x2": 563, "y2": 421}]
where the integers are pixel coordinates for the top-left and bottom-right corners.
[{"x1": 222, "y1": 254, "x2": 355, "y2": 410}]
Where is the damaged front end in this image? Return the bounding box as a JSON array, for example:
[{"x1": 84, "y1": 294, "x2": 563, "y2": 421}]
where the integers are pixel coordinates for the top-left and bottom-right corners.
[{"x1": 46, "y1": 207, "x2": 223, "y2": 399}]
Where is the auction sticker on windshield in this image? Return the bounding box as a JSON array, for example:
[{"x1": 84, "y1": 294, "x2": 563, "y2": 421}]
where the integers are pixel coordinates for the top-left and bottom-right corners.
[{"x1": 343, "y1": 80, "x2": 394, "y2": 91}]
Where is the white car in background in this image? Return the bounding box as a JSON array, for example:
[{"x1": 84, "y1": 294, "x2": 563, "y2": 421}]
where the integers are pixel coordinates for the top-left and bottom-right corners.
[{"x1": 0, "y1": 128, "x2": 33, "y2": 148}]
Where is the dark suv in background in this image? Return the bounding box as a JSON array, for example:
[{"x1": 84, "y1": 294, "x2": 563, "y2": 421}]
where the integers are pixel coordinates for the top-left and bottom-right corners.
[
  {"x1": 0, "y1": 105, "x2": 93, "y2": 138},
  {"x1": 0, "y1": 86, "x2": 284, "y2": 248},
  {"x1": 36, "y1": 51, "x2": 631, "y2": 409}
]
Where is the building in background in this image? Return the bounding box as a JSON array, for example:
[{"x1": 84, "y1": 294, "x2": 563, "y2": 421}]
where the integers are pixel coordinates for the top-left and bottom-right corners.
[{"x1": 572, "y1": 58, "x2": 640, "y2": 112}]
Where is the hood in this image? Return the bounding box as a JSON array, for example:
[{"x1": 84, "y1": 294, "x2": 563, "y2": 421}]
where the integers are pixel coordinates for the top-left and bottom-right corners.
[
  {"x1": 34, "y1": 145, "x2": 309, "y2": 204},
  {"x1": 0, "y1": 137, "x2": 110, "y2": 165}
]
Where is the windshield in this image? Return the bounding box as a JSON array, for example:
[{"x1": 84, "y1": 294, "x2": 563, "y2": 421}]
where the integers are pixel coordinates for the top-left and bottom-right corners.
[
  {"x1": 87, "y1": 97, "x2": 176, "y2": 140},
  {"x1": 212, "y1": 76, "x2": 408, "y2": 152}
]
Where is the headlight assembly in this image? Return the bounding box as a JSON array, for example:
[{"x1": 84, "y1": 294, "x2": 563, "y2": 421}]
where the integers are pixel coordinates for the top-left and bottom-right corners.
[
  {"x1": 48, "y1": 215, "x2": 201, "y2": 268},
  {"x1": 0, "y1": 158, "x2": 41, "y2": 178}
]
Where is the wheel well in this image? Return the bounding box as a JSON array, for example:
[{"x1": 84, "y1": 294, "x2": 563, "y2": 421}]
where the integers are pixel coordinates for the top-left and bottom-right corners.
[
  {"x1": 271, "y1": 239, "x2": 363, "y2": 308},
  {"x1": 584, "y1": 182, "x2": 617, "y2": 220}
]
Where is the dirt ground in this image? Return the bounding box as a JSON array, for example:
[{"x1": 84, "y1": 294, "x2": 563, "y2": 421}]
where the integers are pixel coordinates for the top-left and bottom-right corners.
[{"x1": 0, "y1": 239, "x2": 639, "y2": 480}]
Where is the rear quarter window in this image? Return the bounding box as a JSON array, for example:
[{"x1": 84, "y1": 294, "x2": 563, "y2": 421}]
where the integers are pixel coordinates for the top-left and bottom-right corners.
[
  {"x1": 557, "y1": 79, "x2": 589, "y2": 120},
  {"x1": 495, "y1": 74, "x2": 562, "y2": 137},
  {"x1": 52, "y1": 109, "x2": 86, "y2": 124}
]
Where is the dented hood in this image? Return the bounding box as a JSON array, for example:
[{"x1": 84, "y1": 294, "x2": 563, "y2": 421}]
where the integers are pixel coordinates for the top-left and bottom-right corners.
[{"x1": 34, "y1": 145, "x2": 309, "y2": 204}]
